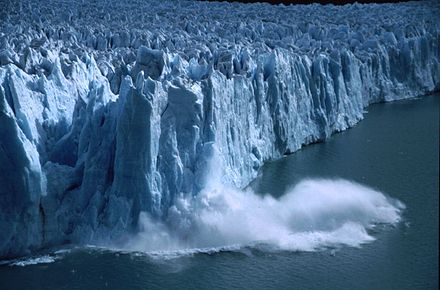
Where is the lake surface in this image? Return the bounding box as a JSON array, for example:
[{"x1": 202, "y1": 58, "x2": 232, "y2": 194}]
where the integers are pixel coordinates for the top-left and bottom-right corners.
[{"x1": 0, "y1": 94, "x2": 438, "y2": 290}]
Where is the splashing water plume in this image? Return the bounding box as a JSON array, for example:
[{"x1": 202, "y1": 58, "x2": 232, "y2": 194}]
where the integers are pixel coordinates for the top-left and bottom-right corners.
[{"x1": 123, "y1": 178, "x2": 405, "y2": 255}]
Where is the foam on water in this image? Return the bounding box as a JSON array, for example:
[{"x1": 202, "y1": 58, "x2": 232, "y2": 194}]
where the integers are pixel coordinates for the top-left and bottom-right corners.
[
  {"x1": 0, "y1": 249, "x2": 73, "y2": 267},
  {"x1": 123, "y1": 178, "x2": 405, "y2": 255},
  {"x1": 2, "y1": 255, "x2": 57, "y2": 267}
]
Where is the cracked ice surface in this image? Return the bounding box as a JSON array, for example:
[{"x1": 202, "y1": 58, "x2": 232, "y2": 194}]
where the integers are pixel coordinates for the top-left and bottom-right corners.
[{"x1": 0, "y1": 0, "x2": 439, "y2": 257}]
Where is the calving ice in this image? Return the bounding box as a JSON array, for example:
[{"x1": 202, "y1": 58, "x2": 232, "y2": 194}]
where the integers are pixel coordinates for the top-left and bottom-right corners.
[
  {"x1": 125, "y1": 178, "x2": 405, "y2": 254},
  {"x1": 0, "y1": 0, "x2": 439, "y2": 258}
]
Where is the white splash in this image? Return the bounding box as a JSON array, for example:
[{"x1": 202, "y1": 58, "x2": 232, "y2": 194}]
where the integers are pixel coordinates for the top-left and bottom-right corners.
[
  {"x1": 6, "y1": 255, "x2": 57, "y2": 267},
  {"x1": 124, "y1": 178, "x2": 405, "y2": 255}
]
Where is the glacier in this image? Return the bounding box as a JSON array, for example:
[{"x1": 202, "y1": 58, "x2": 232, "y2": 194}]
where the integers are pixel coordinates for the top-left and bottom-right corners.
[{"x1": 0, "y1": 0, "x2": 439, "y2": 258}]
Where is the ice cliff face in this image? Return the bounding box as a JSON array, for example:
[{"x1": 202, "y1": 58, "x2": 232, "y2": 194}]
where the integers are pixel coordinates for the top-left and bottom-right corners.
[{"x1": 0, "y1": 0, "x2": 439, "y2": 258}]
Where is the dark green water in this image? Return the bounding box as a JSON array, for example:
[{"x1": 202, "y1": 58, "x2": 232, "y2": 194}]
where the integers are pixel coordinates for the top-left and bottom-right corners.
[{"x1": 0, "y1": 95, "x2": 438, "y2": 290}]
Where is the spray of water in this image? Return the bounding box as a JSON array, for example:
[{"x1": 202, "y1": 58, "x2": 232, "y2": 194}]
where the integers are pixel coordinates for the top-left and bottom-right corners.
[{"x1": 123, "y1": 178, "x2": 405, "y2": 255}]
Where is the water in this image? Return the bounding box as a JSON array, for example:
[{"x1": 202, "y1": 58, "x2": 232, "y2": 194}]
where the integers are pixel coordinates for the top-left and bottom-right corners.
[{"x1": 0, "y1": 94, "x2": 438, "y2": 290}]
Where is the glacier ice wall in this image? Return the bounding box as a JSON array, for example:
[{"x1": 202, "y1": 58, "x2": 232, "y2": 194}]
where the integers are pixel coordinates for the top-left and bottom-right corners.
[{"x1": 0, "y1": 0, "x2": 439, "y2": 257}]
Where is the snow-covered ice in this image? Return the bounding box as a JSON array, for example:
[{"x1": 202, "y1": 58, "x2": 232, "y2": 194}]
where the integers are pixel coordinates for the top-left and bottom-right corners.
[{"x1": 0, "y1": 0, "x2": 438, "y2": 258}]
